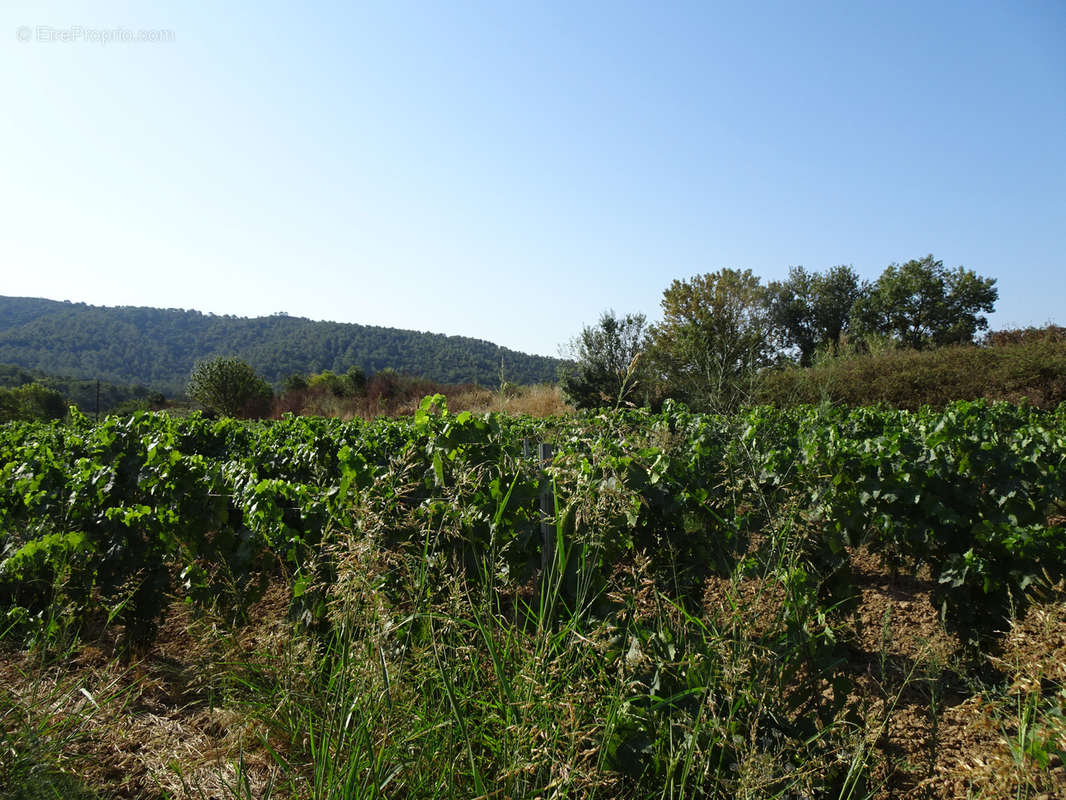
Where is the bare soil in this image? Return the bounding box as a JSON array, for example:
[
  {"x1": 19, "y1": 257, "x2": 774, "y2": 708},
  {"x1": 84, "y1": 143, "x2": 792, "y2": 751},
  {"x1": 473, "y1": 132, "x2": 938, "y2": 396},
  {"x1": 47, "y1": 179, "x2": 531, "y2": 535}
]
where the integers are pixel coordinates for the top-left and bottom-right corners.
[{"x1": 845, "y1": 547, "x2": 1065, "y2": 800}]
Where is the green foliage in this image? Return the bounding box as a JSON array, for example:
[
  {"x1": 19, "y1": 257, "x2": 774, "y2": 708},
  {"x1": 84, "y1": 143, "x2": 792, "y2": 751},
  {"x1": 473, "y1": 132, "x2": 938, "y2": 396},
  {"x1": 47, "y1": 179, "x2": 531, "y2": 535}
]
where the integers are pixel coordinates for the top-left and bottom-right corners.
[
  {"x1": 2, "y1": 399, "x2": 1065, "y2": 795},
  {"x1": 758, "y1": 331, "x2": 1066, "y2": 410},
  {"x1": 344, "y1": 364, "x2": 367, "y2": 395},
  {"x1": 0, "y1": 296, "x2": 565, "y2": 392},
  {"x1": 187, "y1": 357, "x2": 273, "y2": 418},
  {"x1": 3, "y1": 399, "x2": 1057, "y2": 655},
  {"x1": 852, "y1": 255, "x2": 997, "y2": 349},
  {"x1": 648, "y1": 269, "x2": 775, "y2": 412},
  {"x1": 797, "y1": 400, "x2": 1066, "y2": 646},
  {"x1": 307, "y1": 370, "x2": 347, "y2": 396},
  {"x1": 283, "y1": 373, "x2": 309, "y2": 392},
  {"x1": 0, "y1": 383, "x2": 66, "y2": 423},
  {"x1": 305, "y1": 366, "x2": 367, "y2": 398},
  {"x1": 0, "y1": 363, "x2": 161, "y2": 414},
  {"x1": 560, "y1": 310, "x2": 647, "y2": 409},
  {"x1": 767, "y1": 265, "x2": 866, "y2": 366}
]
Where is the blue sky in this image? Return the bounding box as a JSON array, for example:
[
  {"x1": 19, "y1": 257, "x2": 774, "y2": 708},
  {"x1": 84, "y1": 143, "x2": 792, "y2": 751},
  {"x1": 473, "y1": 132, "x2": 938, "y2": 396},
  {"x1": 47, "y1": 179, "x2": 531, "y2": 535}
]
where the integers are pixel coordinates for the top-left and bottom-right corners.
[{"x1": 2, "y1": 1, "x2": 1063, "y2": 357}]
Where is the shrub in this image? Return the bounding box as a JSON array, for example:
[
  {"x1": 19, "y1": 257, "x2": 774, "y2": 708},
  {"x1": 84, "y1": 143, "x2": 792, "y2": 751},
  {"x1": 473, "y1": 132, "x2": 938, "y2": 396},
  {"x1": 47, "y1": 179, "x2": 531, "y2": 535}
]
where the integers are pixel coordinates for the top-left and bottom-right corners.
[
  {"x1": 0, "y1": 383, "x2": 67, "y2": 423},
  {"x1": 758, "y1": 330, "x2": 1066, "y2": 410},
  {"x1": 186, "y1": 357, "x2": 273, "y2": 418},
  {"x1": 560, "y1": 310, "x2": 648, "y2": 409}
]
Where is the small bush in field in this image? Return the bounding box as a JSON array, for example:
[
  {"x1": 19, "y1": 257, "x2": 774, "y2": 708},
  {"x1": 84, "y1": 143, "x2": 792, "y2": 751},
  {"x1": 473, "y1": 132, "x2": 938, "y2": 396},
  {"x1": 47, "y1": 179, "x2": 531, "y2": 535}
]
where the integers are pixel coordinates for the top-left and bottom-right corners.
[{"x1": 187, "y1": 357, "x2": 273, "y2": 418}]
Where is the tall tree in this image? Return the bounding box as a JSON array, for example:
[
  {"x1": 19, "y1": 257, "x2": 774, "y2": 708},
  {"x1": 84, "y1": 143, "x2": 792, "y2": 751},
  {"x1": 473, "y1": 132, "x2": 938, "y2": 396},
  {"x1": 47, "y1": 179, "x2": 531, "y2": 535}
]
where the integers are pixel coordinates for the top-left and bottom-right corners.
[
  {"x1": 768, "y1": 265, "x2": 866, "y2": 365},
  {"x1": 853, "y1": 255, "x2": 997, "y2": 349},
  {"x1": 560, "y1": 310, "x2": 647, "y2": 409},
  {"x1": 648, "y1": 269, "x2": 774, "y2": 412}
]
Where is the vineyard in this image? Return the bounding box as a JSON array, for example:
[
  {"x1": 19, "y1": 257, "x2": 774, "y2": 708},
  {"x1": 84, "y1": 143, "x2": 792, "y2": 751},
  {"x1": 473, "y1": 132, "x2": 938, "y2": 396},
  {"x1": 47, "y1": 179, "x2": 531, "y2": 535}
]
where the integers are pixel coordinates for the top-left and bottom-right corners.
[{"x1": 2, "y1": 398, "x2": 1066, "y2": 798}]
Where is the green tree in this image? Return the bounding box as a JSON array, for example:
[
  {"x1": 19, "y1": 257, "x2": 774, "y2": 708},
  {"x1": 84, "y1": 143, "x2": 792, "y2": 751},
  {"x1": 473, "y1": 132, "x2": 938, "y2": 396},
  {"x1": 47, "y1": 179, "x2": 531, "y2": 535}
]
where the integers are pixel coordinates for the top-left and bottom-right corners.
[
  {"x1": 0, "y1": 383, "x2": 67, "y2": 423},
  {"x1": 344, "y1": 365, "x2": 367, "y2": 396},
  {"x1": 0, "y1": 387, "x2": 17, "y2": 422},
  {"x1": 308, "y1": 370, "x2": 346, "y2": 396},
  {"x1": 648, "y1": 269, "x2": 775, "y2": 412},
  {"x1": 283, "y1": 373, "x2": 309, "y2": 392},
  {"x1": 768, "y1": 265, "x2": 867, "y2": 365},
  {"x1": 186, "y1": 357, "x2": 273, "y2": 418},
  {"x1": 853, "y1": 255, "x2": 997, "y2": 349},
  {"x1": 560, "y1": 310, "x2": 648, "y2": 409}
]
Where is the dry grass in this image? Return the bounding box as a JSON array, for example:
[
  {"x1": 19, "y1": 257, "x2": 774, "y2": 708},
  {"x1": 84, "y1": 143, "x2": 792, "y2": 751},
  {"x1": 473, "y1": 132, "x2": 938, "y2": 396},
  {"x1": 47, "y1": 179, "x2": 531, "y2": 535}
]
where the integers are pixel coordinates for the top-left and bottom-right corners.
[
  {"x1": 280, "y1": 382, "x2": 572, "y2": 420},
  {"x1": 442, "y1": 383, "x2": 572, "y2": 417},
  {"x1": 0, "y1": 585, "x2": 295, "y2": 799},
  {"x1": 920, "y1": 595, "x2": 1066, "y2": 799}
]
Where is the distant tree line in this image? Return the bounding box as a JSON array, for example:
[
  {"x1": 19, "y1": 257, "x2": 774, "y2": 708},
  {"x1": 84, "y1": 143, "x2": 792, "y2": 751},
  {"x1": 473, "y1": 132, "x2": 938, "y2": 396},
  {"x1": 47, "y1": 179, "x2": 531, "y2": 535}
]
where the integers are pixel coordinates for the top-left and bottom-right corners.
[
  {"x1": 0, "y1": 256, "x2": 1012, "y2": 421},
  {"x1": 0, "y1": 297, "x2": 565, "y2": 395},
  {"x1": 186, "y1": 358, "x2": 495, "y2": 419},
  {"x1": 0, "y1": 363, "x2": 163, "y2": 422},
  {"x1": 562, "y1": 255, "x2": 999, "y2": 412}
]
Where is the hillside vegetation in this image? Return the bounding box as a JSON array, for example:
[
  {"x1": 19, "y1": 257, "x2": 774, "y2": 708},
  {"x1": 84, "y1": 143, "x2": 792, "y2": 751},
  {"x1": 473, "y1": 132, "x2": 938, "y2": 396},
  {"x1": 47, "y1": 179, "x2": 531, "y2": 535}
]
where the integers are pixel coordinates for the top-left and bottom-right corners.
[
  {"x1": 758, "y1": 326, "x2": 1066, "y2": 410},
  {"x1": 0, "y1": 296, "x2": 565, "y2": 394}
]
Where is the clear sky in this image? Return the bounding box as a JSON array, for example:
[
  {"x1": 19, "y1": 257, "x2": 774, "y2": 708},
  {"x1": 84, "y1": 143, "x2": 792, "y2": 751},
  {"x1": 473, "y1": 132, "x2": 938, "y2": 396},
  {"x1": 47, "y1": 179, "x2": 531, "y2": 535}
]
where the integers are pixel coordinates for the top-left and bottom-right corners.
[{"x1": 2, "y1": 1, "x2": 1063, "y2": 357}]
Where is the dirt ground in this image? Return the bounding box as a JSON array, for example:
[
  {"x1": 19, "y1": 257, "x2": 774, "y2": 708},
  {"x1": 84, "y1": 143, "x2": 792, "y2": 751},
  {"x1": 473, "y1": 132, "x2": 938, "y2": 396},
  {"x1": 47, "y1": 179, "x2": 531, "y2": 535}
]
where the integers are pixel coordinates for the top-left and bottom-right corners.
[{"x1": 845, "y1": 547, "x2": 1066, "y2": 800}]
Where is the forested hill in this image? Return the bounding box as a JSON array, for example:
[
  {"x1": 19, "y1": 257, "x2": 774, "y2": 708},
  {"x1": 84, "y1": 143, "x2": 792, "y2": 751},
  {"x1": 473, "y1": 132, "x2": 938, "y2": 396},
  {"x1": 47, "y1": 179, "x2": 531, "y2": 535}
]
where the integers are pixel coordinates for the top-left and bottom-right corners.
[{"x1": 0, "y1": 297, "x2": 565, "y2": 395}]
